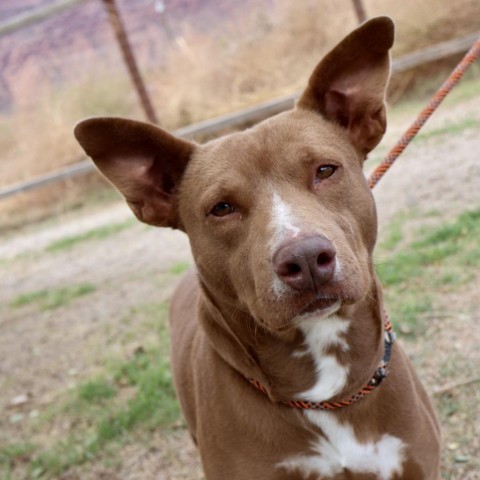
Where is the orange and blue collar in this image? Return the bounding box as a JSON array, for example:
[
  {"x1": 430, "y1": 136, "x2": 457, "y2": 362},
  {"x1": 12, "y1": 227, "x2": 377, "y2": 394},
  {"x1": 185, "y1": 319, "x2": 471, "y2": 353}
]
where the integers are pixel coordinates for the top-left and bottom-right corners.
[{"x1": 247, "y1": 315, "x2": 396, "y2": 411}]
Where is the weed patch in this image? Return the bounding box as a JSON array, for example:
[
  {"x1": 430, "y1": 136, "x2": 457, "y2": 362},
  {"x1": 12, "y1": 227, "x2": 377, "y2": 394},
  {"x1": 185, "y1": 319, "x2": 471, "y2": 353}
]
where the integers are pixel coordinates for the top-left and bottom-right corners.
[
  {"x1": 45, "y1": 219, "x2": 135, "y2": 252},
  {"x1": 0, "y1": 442, "x2": 37, "y2": 480},
  {"x1": 376, "y1": 207, "x2": 480, "y2": 334},
  {"x1": 416, "y1": 117, "x2": 479, "y2": 142},
  {"x1": 28, "y1": 302, "x2": 178, "y2": 478},
  {"x1": 168, "y1": 261, "x2": 192, "y2": 275},
  {"x1": 379, "y1": 218, "x2": 404, "y2": 251},
  {"x1": 10, "y1": 283, "x2": 96, "y2": 310},
  {"x1": 77, "y1": 378, "x2": 117, "y2": 404},
  {"x1": 414, "y1": 210, "x2": 480, "y2": 247}
]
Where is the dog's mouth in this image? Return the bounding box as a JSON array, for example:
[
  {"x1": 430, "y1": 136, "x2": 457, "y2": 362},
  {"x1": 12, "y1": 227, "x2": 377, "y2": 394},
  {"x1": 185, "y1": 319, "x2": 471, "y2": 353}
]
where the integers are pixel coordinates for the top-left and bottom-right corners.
[
  {"x1": 270, "y1": 297, "x2": 341, "y2": 333},
  {"x1": 300, "y1": 297, "x2": 341, "y2": 315},
  {"x1": 260, "y1": 279, "x2": 363, "y2": 332}
]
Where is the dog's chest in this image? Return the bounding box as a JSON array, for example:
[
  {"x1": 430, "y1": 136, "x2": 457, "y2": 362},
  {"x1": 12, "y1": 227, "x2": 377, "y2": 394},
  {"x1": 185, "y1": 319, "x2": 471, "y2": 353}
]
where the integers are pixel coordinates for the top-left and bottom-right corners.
[
  {"x1": 277, "y1": 410, "x2": 406, "y2": 479},
  {"x1": 295, "y1": 316, "x2": 351, "y2": 402}
]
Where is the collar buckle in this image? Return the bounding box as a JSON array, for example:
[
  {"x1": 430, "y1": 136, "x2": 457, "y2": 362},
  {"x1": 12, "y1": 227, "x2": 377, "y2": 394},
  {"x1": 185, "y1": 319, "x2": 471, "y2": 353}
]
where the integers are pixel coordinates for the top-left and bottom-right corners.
[
  {"x1": 385, "y1": 329, "x2": 397, "y2": 344},
  {"x1": 369, "y1": 366, "x2": 388, "y2": 387}
]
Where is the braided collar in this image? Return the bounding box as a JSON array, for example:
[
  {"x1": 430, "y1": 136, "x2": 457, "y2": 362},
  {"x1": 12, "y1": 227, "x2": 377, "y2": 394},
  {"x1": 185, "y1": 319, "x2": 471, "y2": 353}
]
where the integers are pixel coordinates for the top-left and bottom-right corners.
[{"x1": 247, "y1": 314, "x2": 396, "y2": 411}]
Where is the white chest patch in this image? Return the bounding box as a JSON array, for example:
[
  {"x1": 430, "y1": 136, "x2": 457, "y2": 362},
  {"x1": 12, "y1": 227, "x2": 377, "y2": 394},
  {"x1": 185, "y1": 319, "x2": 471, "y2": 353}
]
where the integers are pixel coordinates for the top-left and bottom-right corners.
[
  {"x1": 278, "y1": 411, "x2": 406, "y2": 479},
  {"x1": 296, "y1": 315, "x2": 350, "y2": 402}
]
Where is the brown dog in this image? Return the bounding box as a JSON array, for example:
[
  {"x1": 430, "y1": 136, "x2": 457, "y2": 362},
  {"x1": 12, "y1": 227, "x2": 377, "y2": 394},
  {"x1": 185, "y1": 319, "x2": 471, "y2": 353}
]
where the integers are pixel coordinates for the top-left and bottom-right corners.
[{"x1": 75, "y1": 17, "x2": 441, "y2": 480}]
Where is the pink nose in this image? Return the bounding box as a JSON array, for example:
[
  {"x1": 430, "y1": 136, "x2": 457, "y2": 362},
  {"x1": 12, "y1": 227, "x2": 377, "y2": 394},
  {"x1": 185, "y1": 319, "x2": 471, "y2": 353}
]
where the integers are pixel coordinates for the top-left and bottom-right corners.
[{"x1": 273, "y1": 235, "x2": 336, "y2": 292}]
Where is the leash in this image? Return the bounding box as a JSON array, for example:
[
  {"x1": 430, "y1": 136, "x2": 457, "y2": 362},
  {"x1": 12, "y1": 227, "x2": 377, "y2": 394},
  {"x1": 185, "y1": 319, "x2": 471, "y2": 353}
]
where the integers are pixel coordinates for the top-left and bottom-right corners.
[
  {"x1": 368, "y1": 36, "x2": 480, "y2": 189},
  {"x1": 248, "y1": 313, "x2": 396, "y2": 411}
]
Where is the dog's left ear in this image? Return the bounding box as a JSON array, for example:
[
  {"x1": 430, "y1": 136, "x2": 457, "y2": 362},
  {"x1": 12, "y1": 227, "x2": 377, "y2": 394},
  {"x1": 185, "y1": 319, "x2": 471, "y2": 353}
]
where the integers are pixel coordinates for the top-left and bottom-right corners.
[
  {"x1": 297, "y1": 16, "x2": 394, "y2": 155},
  {"x1": 74, "y1": 117, "x2": 195, "y2": 229}
]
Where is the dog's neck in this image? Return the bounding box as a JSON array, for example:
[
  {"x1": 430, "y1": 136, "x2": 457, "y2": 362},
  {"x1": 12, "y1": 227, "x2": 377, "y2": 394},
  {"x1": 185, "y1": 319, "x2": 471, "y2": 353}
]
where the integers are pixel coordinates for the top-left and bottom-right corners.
[{"x1": 198, "y1": 278, "x2": 386, "y2": 405}]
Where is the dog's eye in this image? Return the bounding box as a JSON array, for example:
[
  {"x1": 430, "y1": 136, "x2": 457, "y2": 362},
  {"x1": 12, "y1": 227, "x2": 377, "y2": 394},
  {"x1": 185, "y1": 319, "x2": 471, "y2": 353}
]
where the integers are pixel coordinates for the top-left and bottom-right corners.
[
  {"x1": 316, "y1": 165, "x2": 337, "y2": 180},
  {"x1": 210, "y1": 202, "x2": 235, "y2": 217}
]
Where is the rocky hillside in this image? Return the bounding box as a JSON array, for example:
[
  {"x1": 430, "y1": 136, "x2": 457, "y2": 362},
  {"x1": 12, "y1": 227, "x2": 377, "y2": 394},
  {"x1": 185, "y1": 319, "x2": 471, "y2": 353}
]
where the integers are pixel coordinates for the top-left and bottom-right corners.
[{"x1": 0, "y1": 0, "x2": 256, "y2": 110}]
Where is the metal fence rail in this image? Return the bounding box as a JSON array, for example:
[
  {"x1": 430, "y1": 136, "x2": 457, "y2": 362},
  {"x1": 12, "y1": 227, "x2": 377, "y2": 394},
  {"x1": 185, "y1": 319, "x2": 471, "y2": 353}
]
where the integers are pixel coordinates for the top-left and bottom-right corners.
[
  {"x1": 0, "y1": 0, "x2": 88, "y2": 37},
  {"x1": 1, "y1": 31, "x2": 478, "y2": 201},
  {"x1": 391, "y1": 32, "x2": 479, "y2": 72}
]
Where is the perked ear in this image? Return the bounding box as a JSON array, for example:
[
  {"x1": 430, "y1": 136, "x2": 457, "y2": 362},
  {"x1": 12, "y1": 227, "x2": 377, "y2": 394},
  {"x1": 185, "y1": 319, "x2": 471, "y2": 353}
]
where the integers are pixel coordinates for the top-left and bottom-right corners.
[
  {"x1": 297, "y1": 16, "x2": 394, "y2": 155},
  {"x1": 74, "y1": 118, "x2": 195, "y2": 228}
]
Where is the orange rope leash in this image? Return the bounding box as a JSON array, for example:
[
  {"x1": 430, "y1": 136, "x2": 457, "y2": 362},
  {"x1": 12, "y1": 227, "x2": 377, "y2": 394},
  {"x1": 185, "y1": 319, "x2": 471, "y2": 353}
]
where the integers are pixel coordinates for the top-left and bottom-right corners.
[{"x1": 368, "y1": 37, "x2": 480, "y2": 189}]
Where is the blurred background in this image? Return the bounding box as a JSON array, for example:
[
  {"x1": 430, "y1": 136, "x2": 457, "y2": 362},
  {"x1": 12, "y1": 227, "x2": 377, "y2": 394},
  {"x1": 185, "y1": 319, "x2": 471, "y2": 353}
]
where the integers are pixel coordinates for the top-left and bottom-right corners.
[{"x1": 1, "y1": 1, "x2": 479, "y2": 479}]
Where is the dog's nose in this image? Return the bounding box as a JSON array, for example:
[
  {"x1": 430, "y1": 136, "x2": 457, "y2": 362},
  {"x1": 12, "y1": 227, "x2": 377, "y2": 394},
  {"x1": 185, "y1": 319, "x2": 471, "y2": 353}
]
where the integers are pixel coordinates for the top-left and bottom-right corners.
[{"x1": 273, "y1": 235, "x2": 336, "y2": 291}]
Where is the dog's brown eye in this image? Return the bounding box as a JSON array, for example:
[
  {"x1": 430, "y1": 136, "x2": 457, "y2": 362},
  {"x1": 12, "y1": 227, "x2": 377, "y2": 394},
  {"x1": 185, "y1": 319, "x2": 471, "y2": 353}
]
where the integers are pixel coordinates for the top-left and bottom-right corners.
[
  {"x1": 316, "y1": 165, "x2": 337, "y2": 180},
  {"x1": 210, "y1": 202, "x2": 235, "y2": 217}
]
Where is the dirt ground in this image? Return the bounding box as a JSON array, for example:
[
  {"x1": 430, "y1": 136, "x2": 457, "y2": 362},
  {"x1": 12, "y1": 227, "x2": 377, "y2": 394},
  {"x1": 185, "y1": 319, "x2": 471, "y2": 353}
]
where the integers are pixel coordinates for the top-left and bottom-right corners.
[{"x1": 1, "y1": 89, "x2": 480, "y2": 479}]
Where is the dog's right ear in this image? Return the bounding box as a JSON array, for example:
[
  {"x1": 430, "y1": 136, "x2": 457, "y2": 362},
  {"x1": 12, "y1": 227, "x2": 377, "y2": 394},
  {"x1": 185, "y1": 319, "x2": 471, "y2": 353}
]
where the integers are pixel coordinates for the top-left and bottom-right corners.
[
  {"x1": 74, "y1": 117, "x2": 195, "y2": 229},
  {"x1": 297, "y1": 17, "x2": 394, "y2": 156}
]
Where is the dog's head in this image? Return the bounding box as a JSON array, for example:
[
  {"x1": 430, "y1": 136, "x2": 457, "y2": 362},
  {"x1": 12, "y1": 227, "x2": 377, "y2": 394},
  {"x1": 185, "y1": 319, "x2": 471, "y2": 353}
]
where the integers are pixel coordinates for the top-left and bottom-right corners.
[{"x1": 75, "y1": 17, "x2": 394, "y2": 332}]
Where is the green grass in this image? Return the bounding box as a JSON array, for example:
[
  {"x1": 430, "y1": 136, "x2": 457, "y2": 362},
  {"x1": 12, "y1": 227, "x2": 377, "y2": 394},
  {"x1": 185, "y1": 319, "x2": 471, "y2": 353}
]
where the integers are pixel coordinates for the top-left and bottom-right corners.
[
  {"x1": 45, "y1": 219, "x2": 135, "y2": 252},
  {"x1": 168, "y1": 261, "x2": 192, "y2": 275},
  {"x1": 376, "y1": 208, "x2": 480, "y2": 334},
  {"x1": 77, "y1": 379, "x2": 117, "y2": 404},
  {"x1": 23, "y1": 301, "x2": 178, "y2": 478},
  {"x1": 0, "y1": 443, "x2": 36, "y2": 474},
  {"x1": 416, "y1": 117, "x2": 479, "y2": 143},
  {"x1": 414, "y1": 209, "x2": 480, "y2": 246},
  {"x1": 377, "y1": 210, "x2": 417, "y2": 251},
  {"x1": 10, "y1": 283, "x2": 96, "y2": 311}
]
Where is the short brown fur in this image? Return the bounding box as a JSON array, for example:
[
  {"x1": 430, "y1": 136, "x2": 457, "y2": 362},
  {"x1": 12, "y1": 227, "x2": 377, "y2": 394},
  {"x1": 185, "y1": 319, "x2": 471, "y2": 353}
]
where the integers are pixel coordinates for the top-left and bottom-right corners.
[{"x1": 75, "y1": 17, "x2": 441, "y2": 479}]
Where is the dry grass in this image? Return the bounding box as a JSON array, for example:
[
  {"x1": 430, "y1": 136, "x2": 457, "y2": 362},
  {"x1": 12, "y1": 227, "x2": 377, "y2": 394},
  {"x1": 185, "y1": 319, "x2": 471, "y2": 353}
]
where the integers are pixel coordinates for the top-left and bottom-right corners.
[
  {"x1": 151, "y1": 0, "x2": 353, "y2": 129},
  {"x1": 366, "y1": 0, "x2": 480, "y2": 54},
  {"x1": 1, "y1": 0, "x2": 479, "y2": 230}
]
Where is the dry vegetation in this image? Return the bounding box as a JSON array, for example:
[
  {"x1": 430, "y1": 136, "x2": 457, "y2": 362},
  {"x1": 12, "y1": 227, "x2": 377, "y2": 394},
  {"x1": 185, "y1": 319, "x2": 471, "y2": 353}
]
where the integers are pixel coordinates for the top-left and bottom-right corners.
[{"x1": 1, "y1": 0, "x2": 479, "y2": 229}]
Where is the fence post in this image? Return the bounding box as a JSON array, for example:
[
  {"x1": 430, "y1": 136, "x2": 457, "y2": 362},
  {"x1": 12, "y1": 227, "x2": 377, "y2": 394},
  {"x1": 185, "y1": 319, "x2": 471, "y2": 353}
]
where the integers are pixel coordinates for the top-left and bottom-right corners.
[
  {"x1": 351, "y1": 0, "x2": 367, "y2": 23},
  {"x1": 102, "y1": 0, "x2": 159, "y2": 124}
]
